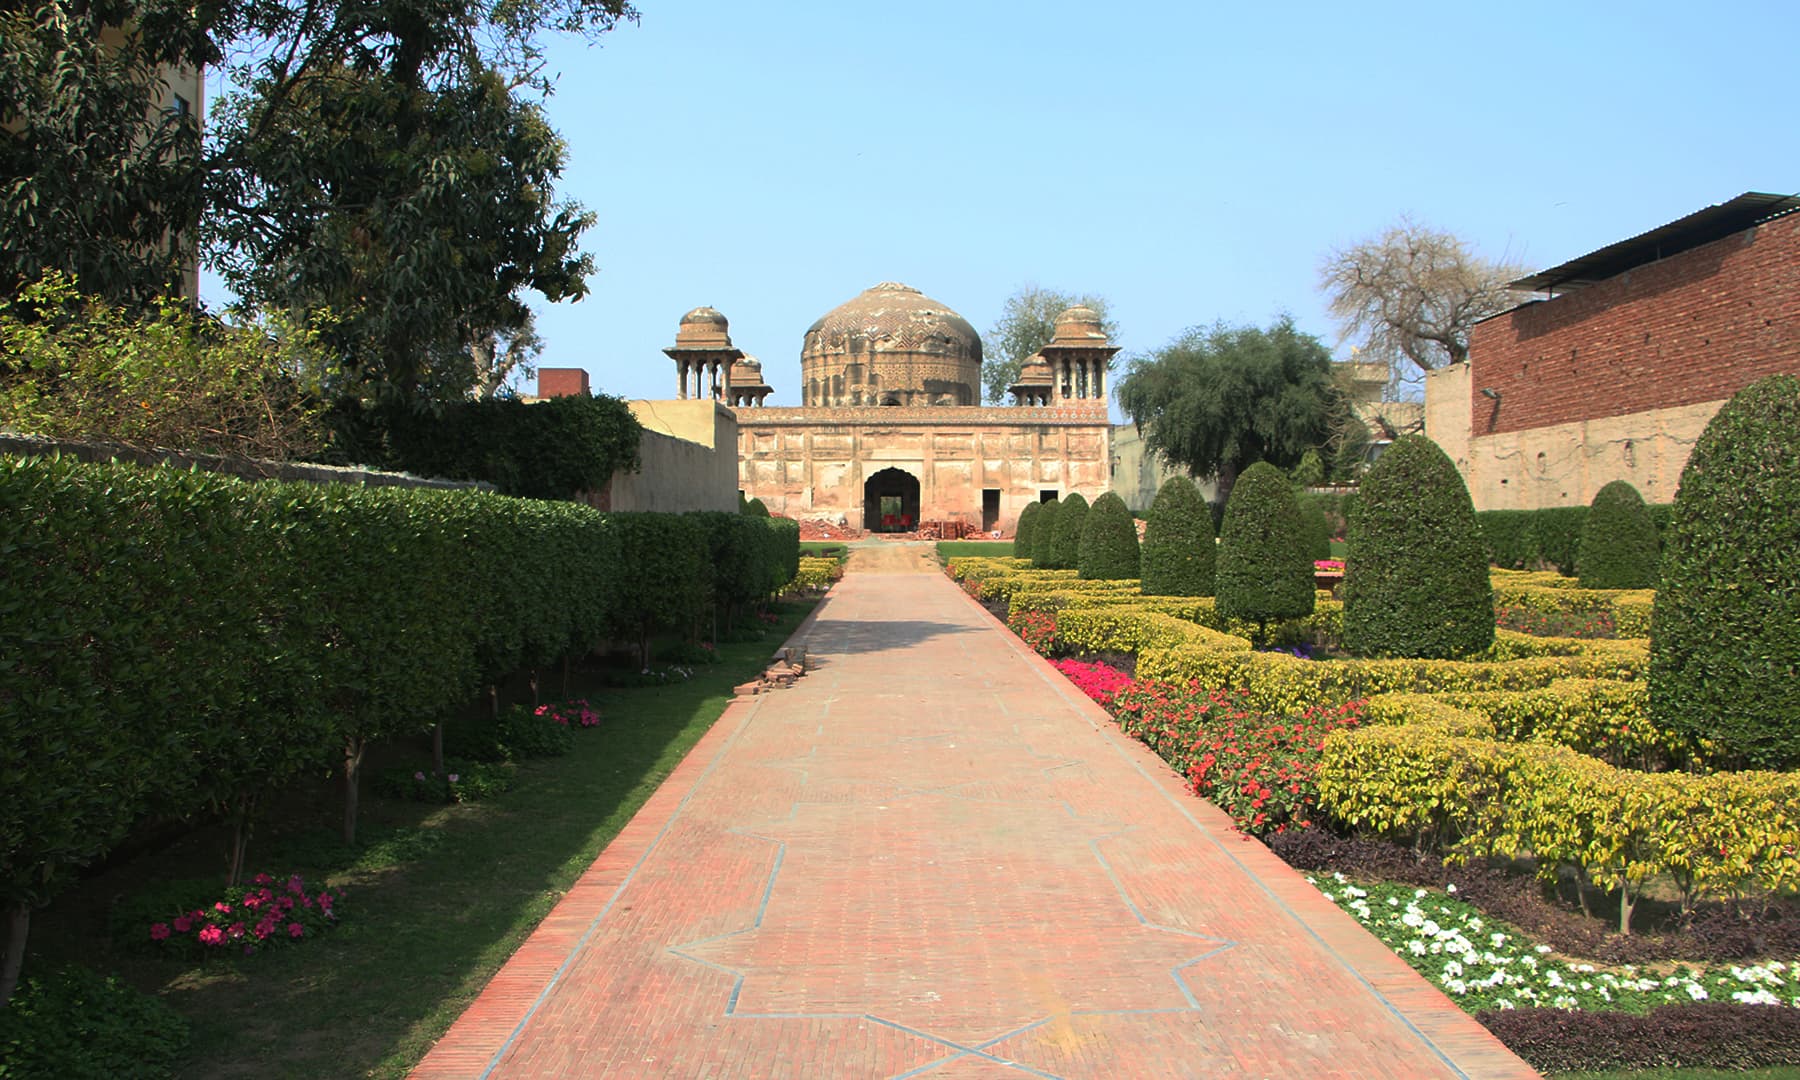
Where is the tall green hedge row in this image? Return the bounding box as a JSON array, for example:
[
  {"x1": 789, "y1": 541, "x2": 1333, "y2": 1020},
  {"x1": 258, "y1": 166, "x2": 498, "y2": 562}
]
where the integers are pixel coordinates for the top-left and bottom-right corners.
[
  {"x1": 1477, "y1": 503, "x2": 1671, "y2": 575},
  {"x1": 0, "y1": 454, "x2": 797, "y2": 920},
  {"x1": 330, "y1": 394, "x2": 645, "y2": 500}
]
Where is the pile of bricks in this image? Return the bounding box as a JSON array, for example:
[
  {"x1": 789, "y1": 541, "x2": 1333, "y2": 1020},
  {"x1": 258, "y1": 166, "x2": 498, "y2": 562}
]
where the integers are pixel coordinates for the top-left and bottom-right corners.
[{"x1": 734, "y1": 647, "x2": 809, "y2": 697}]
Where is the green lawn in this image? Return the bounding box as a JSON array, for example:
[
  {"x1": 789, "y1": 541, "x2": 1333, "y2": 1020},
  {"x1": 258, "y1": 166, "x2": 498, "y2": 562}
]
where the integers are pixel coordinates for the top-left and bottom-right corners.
[
  {"x1": 800, "y1": 539, "x2": 848, "y2": 560},
  {"x1": 23, "y1": 598, "x2": 818, "y2": 1079}
]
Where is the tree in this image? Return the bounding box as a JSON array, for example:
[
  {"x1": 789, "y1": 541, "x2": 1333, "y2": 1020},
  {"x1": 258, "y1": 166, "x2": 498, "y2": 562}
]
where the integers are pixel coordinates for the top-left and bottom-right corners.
[
  {"x1": 1, "y1": 0, "x2": 205, "y2": 303},
  {"x1": 206, "y1": 63, "x2": 595, "y2": 401},
  {"x1": 1214, "y1": 462, "x2": 1314, "y2": 626},
  {"x1": 1650, "y1": 375, "x2": 1800, "y2": 770},
  {"x1": 1319, "y1": 217, "x2": 1524, "y2": 391},
  {"x1": 1140, "y1": 476, "x2": 1215, "y2": 597},
  {"x1": 1576, "y1": 480, "x2": 1659, "y2": 590},
  {"x1": 1078, "y1": 492, "x2": 1139, "y2": 580},
  {"x1": 982, "y1": 285, "x2": 1117, "y2": 404},
  {"x1": 1341, "y1": 435, "x2": 1493, "y2": 660},
  {"x1": 462, "y1": 310, "x2": 546, "y2": 400},
  {"x1": 1115, "y1": 316, "x2": 1340, "y2": 509}
]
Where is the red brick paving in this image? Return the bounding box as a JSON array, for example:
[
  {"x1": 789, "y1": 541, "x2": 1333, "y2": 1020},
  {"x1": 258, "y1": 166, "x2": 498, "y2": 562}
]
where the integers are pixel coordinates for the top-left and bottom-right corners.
[{"x1": 413, "y1": 549, "x2": 1538, "y2": 1079}]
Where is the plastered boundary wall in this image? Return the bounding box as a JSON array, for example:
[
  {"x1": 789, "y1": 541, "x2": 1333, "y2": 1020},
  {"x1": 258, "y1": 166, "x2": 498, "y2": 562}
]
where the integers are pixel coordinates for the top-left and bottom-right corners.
[
  {"x1": 606, "y1": 399, "x2": 739, "y2": 513},
  {"x1": 1426, "y1": 361, "x2": 1721, "y2": 510}
]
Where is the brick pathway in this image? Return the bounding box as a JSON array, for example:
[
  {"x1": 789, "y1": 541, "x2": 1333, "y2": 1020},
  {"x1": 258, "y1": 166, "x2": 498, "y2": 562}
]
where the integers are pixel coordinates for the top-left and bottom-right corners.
[{"x1": 413, "y1": 545, "x2": 1537, "y2": 1079}]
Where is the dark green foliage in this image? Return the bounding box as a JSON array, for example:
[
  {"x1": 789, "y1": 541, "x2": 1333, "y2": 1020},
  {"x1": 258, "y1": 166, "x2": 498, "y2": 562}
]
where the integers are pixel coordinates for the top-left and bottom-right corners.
[
  {"x1": 0, "y1": 453, "x2": 782, "y2": 965},
  {"x1": 1046, "y1": 491, "x2": 1089, "y2": 571},
  {"x1": 1290, "y1": 448, "x2": 1325, "y2": 488},
  {"x1": 1140, "y1": 475, "x2": 1216, "y2": 597},
  {"x1": 1577, "y1": 480, "x2": 1660, "y2": 589},
  {"x1": 0, "y1": 966, "x2": 188, "y2": 1078},
  {"x1": 1215, "y1": 462, "x2": 1315, "y2": 624},
  {"x1": 1651, "y1": 375, "x2": 1800, "y2": 770},
  {"x1": 335, "y1": 393, "x2": 643, "y2": 500},
  {"x1": 1298, "y1": 496, "x2": 1332, "y2": 563},
  {"x1": 1342, "y1": 435, "x2": 1494, "y2": 659},
  {"x1": 1296, "y1": 490, "x2": 1357, "y2": 542},
  {"x1": 1532, "y1": 506, "x2": 1587, "y2": 576},
  {"x1": 1031, "y1": 498, "x2": 1062, "y2": 569},
  {"x1": 1474, "y1": 509, "x2": 1541, "y2": 569},
  {"x1": 1013, "y1": 499, "x2": 1044, "y2": 560},
  {"x1": 743, "y1": 497, "x2": 770, "y2": 517},
  {"x1": 1115, "y1": 317, "x2": 1342, "y2": 506},
  {"x1": 1077, "y1": 492, "x2": 1140, "y2": 580},
  {"x1": 497, "y1": 704, "x2": 575, "y2": 759}
]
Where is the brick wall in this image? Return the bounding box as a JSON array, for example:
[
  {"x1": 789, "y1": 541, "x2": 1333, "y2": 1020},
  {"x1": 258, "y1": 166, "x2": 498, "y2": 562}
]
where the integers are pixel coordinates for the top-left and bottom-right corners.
[
  {"x1": 538, "y1": 368, "x2": 590, "y2": 399},
  {"x1": 1468, "y1": 214, "x2": 1800, "y2": 437}
]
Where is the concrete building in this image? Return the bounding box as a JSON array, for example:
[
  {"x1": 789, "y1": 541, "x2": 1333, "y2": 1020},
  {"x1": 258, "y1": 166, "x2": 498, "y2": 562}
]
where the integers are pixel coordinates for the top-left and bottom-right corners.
[
  {"x1": 671, "y1": 282, "x2": 1117, "y2": 534},
  {"x1": 1427, "y1": 192, "x2": 1800, "y2": 510}
]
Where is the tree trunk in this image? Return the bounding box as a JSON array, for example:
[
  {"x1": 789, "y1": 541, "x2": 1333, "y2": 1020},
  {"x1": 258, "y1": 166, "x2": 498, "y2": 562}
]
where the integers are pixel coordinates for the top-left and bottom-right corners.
[
  {"x1": 342, "y1": 735, "x2": 365, "y2": 846},
  {"x1": 2, "y1": 902, "x2": 28, "y2": 1006},
  {"x1": 488, "y1": 683, "x2": 499, "y2": 722},
  {"x1": 1213, "y1": 462, "x2": 1240, "y2": 519},
  {"x1": 1618, "y1": 876, "x2": 1636, "y2": 935},
  {"x1": 431, "y1": 720, "x2": 445, "y2": 778},
  {"x1": 529, "y1": 668, "x2": 540, "y2": 711},
  {"x1": 226, "y1": 794, "x2": 255, "y2": 888},
  {"x1": 562, "y1": 655, "x2": 570, "y2": 699}
]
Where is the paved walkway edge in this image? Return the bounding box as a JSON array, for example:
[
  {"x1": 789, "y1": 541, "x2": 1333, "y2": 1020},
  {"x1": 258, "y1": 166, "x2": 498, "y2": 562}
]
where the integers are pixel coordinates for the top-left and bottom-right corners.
[
  {"x1": 953, "y1": 581, "x2": 1536, "y2": 1079},
  {"x1": 410, "y1": 594, "x2": 838, "y2": 1079}
]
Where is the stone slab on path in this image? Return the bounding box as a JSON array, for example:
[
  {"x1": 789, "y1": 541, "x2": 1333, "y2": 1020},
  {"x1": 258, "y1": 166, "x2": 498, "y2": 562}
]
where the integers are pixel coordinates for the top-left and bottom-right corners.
[{"x1": 413, "y1": 548, "x2": 1537, "y2": 1079}]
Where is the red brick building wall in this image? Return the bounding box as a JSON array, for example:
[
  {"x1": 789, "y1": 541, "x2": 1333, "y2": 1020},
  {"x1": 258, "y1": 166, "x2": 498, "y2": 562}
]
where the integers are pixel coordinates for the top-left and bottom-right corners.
[
  {"x1": 1467, "y1": 214, "x2": 1800, "y2": 437},
  {"x1": 538, "y1": 368, "x2": 590, "y2": 399}
]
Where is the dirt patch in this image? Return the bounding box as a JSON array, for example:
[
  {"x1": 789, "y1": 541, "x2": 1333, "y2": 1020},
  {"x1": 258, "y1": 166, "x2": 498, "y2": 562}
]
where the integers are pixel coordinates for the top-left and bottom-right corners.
[{"x1": 844, "y1": 541, "x2": 936, "y2": 575}]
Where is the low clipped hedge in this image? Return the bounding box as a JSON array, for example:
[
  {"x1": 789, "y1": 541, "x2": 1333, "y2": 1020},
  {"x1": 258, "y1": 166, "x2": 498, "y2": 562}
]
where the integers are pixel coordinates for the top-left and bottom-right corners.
[
  {"x1": 1490, "y1": 570, "x2": 1654, "y2": 638},
  {"x1": 0, "y1": 454, "x2": 797, "y2": 947},
  {"x1": 1318, "y1": 722, "x2": 1800, "y2": 932}
]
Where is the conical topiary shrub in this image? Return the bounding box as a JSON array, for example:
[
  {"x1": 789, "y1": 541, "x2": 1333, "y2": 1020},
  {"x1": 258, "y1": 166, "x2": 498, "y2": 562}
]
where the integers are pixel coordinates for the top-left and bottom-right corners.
[
  {"x1": 1342, "y1": 434, "x2": 1493, "y2": 659},
  {"x1": 1298, "y1": 496, "x2": 1332, "y2": 563},
  {"x1": 1078, "y1": 491, "x2": 1140, "y2": 580},
  {"x1": 1031, "y1": 497, "x2": 1062, "y2": 569},
  {"x1": 1045, "y1": 492, "x2": 1089, "y2": 571},
  {"x1": 1215, "y1": 462, "x2": 1315, "y2": 625},
  {"x1": 1013, "y1": 499, "x2": 1043, "y2": 561},
  {"x1": 1651, "y1": 374, "x2": 1800, "y2": 770},
  {"x1": 1140, "y1": 475, "x2": 1215, "y2": 597},
  {"x1": 1576, "y1": 480, "x2": 1659, "y2": 589}
]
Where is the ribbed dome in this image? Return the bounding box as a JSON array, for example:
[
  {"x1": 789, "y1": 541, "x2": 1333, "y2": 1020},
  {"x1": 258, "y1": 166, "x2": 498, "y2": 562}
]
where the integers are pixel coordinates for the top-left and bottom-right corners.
[
  {"x1": 801, "y1": 282, "x2": 982, "y2": 407},
  {"x1": 1050, "y1": 305, "x2": 1109, "y2": 346}
]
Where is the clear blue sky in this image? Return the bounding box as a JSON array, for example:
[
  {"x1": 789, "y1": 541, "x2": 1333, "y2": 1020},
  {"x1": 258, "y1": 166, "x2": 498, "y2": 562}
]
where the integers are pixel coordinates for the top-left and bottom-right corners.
[{"x1": 211, "y1": 1, "x2": 1800, "y2": 407}]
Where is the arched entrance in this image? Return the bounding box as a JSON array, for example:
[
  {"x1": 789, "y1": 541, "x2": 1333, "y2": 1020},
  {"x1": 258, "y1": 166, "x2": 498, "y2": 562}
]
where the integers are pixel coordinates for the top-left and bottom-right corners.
[{"x1": 863, "y1": 466, "x2": 921, "y2": 533}]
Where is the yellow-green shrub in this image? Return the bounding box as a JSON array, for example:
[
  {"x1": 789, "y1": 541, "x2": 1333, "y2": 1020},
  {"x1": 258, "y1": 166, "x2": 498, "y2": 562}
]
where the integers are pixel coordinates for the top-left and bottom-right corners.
[
  {"x1": 1054, "y1": 607, "x2": 1251, "y2": 656},
  {"x1": 792, "y1": 556, "x2": 840, "y2": 590}
]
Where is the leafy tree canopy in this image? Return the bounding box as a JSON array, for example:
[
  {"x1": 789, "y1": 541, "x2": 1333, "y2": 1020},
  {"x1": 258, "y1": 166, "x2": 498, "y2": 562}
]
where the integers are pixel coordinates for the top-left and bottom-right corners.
[
  {"x1": 982, "y1": 285, "x2": 1117, "y2": 404},
  {"x1": 1115, "y1": 316, "x2": 1339, "y2": 507}
]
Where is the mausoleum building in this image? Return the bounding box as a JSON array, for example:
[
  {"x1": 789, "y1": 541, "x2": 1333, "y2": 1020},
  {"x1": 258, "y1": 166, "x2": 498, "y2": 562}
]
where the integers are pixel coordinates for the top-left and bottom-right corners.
[{"x1": 664, "y1": 282, "x2": 1116, "y2": 534}]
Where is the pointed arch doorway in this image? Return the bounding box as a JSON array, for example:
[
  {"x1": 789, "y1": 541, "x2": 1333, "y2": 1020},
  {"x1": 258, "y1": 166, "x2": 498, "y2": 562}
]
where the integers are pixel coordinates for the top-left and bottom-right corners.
[{"x1": 863, "y1": 466, "x2": 921, "y2": 533}]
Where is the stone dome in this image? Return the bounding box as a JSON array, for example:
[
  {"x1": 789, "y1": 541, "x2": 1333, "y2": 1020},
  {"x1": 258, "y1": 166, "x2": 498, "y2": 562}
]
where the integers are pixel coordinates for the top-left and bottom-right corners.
[
  {"x1": 801, "y1": 282, "x2": 982, "y2": 408},
  {"x1": 675, "y1": 306, "x2": 732, "y2": 348},
  {"x1": 1050, "y1": 305, "x2": 1109, "y2": 347}
]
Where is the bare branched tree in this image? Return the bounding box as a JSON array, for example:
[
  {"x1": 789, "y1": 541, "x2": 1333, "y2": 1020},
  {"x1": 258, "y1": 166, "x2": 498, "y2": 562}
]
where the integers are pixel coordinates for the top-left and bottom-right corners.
[{"x1": 1319, "y1": 218, "x2": 1526, "y2": 388}]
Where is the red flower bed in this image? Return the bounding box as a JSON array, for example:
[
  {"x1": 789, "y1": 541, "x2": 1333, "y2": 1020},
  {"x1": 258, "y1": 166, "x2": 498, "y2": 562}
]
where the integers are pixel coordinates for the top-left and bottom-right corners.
[{"x1": 1055, "y1": 659, "x2": 1363, "y2": 836}]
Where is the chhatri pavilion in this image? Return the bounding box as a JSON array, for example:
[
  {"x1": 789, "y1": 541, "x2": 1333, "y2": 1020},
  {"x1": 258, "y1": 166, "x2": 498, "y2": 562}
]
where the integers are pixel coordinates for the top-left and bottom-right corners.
[{"x1": 663, "y1": 281, "x2": 1117, "y2": 534}]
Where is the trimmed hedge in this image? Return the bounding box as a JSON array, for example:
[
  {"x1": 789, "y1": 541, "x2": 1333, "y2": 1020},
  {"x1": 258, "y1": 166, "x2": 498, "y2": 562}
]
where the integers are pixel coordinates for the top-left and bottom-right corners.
[
  {"x1": 1139, "y1": 475, "x2": 1215, "y2": 597},
  {"x1": 1030, "y1": 497, "x2": 1062, "y2": 569},
  {"x1": 1215, "y1": 462, "x2": 1314, "y2": 624},
  {"x1": 0, "y1": 454, "x2": 796, "y2": 960},
  {"x1": 1651, "y1": 374, "x2": 1800, "y2": 770},
  {"x1": 1013, "y1": 499, "x2": 1044, "y2": 561},
  {"x1": 1342, "y1": 435, "x2": 1493, "y2": 660},
  {"x1": 1045, "y1": 491, "x2": 1089, "y2": 571},
  {"x1": 1077, "y1": 491, "x2": 1140, "y2": 580},
  {"x1": 1577, "y1": 479, "x2": 1659, "y2": 589}
]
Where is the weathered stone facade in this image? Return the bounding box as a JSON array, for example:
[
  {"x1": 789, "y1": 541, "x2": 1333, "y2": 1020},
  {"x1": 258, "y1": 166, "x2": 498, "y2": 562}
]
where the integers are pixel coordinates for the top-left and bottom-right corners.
[{"x1": 670, "y1": 283, "x2": 1116, "y2": 533}]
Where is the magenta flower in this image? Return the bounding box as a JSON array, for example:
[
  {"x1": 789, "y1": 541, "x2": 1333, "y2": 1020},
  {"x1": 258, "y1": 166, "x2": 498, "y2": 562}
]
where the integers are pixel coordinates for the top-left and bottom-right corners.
[
  {"x1": 447, "y1": 773, "x2": 459, "y2": 783},
  {"x1": 287, "y1": 875, "x2": 305, "y2": 895},
  {"x1": 173, "y1": 914, "x2": 192, "y2": 933},
  {"x1": 214, "y1": 901, "x2": 233, "y2": 913},
  {"x1": 253, "y1": 873, "x2": 273, "y2": 886},
  {"x1": 198, "y1": 925, "x2": 224, "y2": 946},
  {"x1": 318, "y1": 892, "x2": 334, "y2": 911},
  {"x1": 414, "y1": 770, "x2": 426, "y2": 781},
  {"x1": 227, "y1": 921, "x2": 246, "y2": 940},
  {"x1": 150, "y1": 922, "x2": 171, "y2": 941},
  {"x1": 244, "y1": 893, "x2": 263, "y2": 909},
  {"x1": 287, "y1": 923, "x2": 305, "y2": 939}
]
